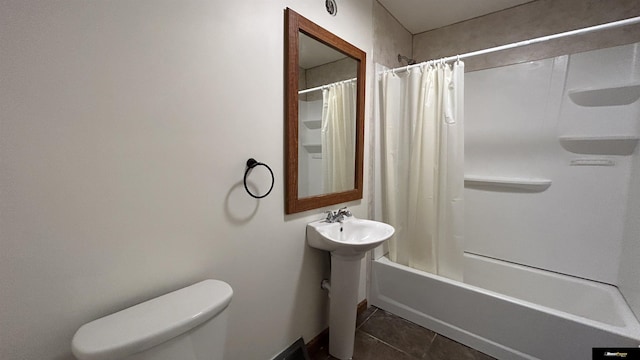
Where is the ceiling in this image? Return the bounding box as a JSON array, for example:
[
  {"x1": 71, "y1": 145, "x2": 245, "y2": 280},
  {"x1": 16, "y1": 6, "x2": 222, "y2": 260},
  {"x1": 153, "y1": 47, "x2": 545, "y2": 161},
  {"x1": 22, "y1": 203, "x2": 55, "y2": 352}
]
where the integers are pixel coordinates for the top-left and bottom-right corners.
[
  {"x1": 299, "y1": 33, "x2": 347, "y2": 69},
  {"x1": 377, "y1": 0, "x2": 533, "y2": 34}
]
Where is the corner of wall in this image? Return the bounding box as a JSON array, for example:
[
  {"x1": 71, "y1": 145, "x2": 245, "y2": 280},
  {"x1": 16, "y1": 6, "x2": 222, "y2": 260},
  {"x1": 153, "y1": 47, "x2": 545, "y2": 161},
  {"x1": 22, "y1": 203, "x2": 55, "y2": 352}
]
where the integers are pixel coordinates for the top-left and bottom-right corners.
[{"x1": 372, "y1": 0, "x2": 412, "y2": 68}]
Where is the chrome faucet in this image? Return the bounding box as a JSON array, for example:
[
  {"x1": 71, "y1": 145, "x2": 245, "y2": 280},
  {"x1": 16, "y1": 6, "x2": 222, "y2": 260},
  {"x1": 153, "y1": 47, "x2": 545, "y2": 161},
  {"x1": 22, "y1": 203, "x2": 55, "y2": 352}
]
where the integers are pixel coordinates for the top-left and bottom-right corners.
[{"x1": 324, "y1": 207, "x2": 353, "y2": 223}]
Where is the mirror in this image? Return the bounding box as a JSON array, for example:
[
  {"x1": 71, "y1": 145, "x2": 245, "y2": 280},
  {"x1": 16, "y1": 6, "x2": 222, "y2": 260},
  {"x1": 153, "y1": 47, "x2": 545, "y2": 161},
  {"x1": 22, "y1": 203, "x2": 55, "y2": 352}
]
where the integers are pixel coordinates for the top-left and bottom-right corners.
[{"x1": 285, "y1": 8, "x2": 366, "y2": 214}]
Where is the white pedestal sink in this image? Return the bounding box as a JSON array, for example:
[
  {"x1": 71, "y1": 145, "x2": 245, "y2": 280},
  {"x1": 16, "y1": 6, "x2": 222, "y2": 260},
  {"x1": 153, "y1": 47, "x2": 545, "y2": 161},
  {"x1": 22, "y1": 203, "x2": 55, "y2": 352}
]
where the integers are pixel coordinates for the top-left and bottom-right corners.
[{"x1": 307, "y1": 217, "x2": 395, "y2": 360}]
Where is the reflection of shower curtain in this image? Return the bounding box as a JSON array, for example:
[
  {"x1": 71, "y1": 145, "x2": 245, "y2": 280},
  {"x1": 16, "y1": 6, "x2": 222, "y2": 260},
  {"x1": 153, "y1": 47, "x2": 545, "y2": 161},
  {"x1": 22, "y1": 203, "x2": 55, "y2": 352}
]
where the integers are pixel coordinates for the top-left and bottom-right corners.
[
  {"x1": 379, "y1": 62, "x2": 464, "y2": 281},
  {"x1": 322, "y1": 81, "x2": 356, "y2": 193}
]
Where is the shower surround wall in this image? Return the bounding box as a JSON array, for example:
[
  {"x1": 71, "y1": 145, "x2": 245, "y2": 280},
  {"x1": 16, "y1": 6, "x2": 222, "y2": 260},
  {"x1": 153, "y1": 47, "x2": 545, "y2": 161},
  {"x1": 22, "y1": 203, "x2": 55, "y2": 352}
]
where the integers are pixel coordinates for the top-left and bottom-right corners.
[
  {"x1": 409, "y1": 0, "x2": 640, "y2": 322},
  {"x1": 465, "y1": 42, "x2": 640, "y2": 285},
  {"x1": 298, "y1": 98, "x2": 323, "y2": 197},
  {"x1": 620, "y1": 131, "x2": 640, "y2": 321},
  {"x1": 371, "y1": 43, "x2": 640, "y2": 360}
]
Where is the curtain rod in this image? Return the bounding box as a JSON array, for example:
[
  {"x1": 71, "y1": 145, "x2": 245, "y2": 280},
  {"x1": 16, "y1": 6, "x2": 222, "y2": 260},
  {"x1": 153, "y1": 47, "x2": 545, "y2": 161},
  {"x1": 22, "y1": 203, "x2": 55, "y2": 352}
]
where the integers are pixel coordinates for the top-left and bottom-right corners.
[
  {"x1": 385, "y1": 16, "x2": 640, "y2": 74},
  {"x1": 299, "y1": 77, "x2": 356, "y2": 95}
]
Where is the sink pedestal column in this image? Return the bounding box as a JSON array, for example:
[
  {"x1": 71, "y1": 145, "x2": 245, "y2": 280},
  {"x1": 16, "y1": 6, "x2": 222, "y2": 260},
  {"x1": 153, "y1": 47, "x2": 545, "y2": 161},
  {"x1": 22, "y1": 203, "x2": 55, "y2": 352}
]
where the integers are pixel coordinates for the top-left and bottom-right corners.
[
  {"x1": 306, "y1": 218, "x2": 395, "y2": 359},
  {"x1": 329, "y1": 253, "x2": 364, "y2": 360}
]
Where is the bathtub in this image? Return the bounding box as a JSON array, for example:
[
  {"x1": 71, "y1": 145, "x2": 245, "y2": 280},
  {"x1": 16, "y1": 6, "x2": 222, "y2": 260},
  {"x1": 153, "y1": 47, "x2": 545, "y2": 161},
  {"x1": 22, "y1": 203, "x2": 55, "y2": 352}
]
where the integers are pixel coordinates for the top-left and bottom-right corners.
[{"x1": 370, "y1": 253, "x2": 640, "y2": 360}]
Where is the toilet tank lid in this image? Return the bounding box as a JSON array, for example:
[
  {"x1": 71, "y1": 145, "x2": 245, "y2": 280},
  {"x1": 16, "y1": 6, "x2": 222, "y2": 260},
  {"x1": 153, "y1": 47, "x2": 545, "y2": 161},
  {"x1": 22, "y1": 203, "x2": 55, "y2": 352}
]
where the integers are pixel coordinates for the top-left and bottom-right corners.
[{"x1": 71, "y1": 279, "x2": 233, "y2": 360}]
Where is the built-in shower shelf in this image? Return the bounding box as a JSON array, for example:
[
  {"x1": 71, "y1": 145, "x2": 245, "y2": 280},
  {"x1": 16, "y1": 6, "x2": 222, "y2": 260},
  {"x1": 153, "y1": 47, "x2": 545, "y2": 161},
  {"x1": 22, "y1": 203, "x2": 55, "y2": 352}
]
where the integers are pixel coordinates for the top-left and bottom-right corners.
[
  {"x1": 568, "y1": 84, "x2": 640, "y2": 107},
  {"x1": 464, "y1": 176, "x2": 552, "y2": 191},
  {"x1": 303, "y1": 119, "x2": 322, "y2": 129},
  {"x1": 558, "y1": 136, "x2": 639, "y2": 155},
  {"x1": 302, "y1": 143, "x2": 322, "y2": 153}
]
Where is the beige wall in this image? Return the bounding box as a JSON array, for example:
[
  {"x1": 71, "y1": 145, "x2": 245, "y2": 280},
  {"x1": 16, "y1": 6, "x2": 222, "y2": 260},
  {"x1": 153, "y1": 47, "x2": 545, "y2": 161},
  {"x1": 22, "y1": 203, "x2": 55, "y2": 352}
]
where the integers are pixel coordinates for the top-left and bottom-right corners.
[
  {"x1": 0, "y1": 1, "x2": 374, "y2": 359},
  {"x1": 413, "y1": 0, "x2": 640, "y2": 71},
  {"x1": 373, "y1": 0, "x2": 412, "y2": 68},
  {"x1": 299, "y1": 66, "x2": 308, "y2": 101},
  {"x1": 304, "y1": 57, "x2": 358, "y2": 101}
]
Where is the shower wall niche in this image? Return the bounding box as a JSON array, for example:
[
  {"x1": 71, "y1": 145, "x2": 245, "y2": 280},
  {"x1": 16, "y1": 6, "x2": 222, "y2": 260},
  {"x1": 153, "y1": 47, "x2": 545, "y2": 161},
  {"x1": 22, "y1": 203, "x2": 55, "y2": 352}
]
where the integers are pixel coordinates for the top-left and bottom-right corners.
[
  {"x1": 464, "y1": 42, "x2": 640, "y2": 290},
  {"x1": 298, "y1": 98, "x2": 324, "y2": 197}
]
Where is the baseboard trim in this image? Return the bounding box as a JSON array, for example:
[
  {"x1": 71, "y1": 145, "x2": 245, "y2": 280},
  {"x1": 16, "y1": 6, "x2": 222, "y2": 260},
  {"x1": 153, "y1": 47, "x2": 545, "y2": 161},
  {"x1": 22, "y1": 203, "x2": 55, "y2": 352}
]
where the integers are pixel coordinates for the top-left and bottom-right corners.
[{"x1": 305, "y1": 300, "x2": 368, "y2": 355}]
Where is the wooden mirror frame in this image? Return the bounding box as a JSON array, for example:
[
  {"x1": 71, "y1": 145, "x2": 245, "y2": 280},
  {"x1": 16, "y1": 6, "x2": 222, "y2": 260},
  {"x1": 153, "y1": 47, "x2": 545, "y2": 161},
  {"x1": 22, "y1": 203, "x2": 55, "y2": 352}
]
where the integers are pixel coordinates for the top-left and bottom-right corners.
[{"x1": 284, "y1": 8, "x2": 366, "y2": 214}]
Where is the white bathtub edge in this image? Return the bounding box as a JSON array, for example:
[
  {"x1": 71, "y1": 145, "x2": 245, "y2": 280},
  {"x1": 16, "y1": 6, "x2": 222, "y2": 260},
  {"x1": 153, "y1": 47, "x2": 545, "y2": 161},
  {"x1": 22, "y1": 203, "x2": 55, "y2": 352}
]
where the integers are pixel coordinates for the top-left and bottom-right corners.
[
  {"x1": 370, "y1": 257, "x2": 537, "y2": 360},
  {"x1": 370, "y1": 256, "x2": 640, "y2": 360},
  {"x1": 371, "y1": 292, "x2": 537, "y2": 360}
]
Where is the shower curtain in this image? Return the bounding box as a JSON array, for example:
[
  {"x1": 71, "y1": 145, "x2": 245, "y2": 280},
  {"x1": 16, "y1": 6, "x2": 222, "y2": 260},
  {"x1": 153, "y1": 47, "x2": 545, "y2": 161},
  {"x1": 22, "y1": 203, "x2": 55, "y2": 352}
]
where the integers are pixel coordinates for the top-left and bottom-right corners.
[
  {"x1": 379, "y1": 62, "x2": 464, "y2": 281},
  {"x1": 322, "y1": 81, "x2": 356, "y2": 193}
]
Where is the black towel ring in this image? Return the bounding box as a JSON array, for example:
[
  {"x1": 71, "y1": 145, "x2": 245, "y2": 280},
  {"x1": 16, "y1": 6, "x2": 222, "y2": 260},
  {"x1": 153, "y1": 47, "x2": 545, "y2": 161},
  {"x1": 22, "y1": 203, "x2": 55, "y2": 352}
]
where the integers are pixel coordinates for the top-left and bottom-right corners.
[{"x1": 244, "y1": 158, "x2": 274, "y2": 199}]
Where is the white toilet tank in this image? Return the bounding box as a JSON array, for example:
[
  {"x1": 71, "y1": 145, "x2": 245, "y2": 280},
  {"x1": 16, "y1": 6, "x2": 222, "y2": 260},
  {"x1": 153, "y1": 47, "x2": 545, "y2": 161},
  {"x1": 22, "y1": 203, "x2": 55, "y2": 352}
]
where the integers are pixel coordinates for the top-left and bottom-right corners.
[{"x1": 72, "y1": 279, "x2": 233, "y2": 360}]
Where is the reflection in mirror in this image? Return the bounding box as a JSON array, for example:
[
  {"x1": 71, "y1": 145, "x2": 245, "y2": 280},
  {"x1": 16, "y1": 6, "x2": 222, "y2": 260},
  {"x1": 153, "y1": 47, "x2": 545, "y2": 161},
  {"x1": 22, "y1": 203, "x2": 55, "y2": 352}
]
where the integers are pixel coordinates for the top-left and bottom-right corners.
[
  {"x1": 298, "y1": 33, "x2": 358, "y2": 198},
  {"x1": 285, "y1": 8, "x2": 366, "y2": 214}
]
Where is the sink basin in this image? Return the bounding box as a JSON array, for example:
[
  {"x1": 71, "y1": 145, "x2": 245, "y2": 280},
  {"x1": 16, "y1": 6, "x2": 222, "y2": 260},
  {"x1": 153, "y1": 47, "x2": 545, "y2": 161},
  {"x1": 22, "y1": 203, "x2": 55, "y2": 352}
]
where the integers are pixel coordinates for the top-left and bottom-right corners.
[{"x1": 307, "y1": 217, "x2": 395, "y2": 258}]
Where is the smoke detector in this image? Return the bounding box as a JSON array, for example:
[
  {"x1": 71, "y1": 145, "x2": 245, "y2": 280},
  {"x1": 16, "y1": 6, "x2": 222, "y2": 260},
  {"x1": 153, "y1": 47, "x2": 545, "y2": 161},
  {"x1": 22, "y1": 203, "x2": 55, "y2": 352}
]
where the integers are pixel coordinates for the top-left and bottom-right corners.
[{"x1": 325, "y1": 0, "x2": 337, "y2": 16}]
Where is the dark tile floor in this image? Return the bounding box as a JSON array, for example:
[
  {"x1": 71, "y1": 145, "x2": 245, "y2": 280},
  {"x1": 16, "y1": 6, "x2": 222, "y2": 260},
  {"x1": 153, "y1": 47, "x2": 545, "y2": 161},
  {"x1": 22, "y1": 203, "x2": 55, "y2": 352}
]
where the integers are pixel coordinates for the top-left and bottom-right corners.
[{"x1": 309, "y1": 307, "x2": 495, "y2": 360}]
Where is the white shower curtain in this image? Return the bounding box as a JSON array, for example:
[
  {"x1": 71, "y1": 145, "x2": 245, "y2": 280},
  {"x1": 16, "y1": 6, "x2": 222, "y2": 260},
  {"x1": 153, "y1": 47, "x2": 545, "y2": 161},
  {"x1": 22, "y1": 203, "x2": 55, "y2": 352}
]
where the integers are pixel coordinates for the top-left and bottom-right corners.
[
  {"x1": 379, "y1": 62, "x2": 465, "y2": 281},
  {"x1": 322, "y1": 81, "x2": 356, "y2": 193}
]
